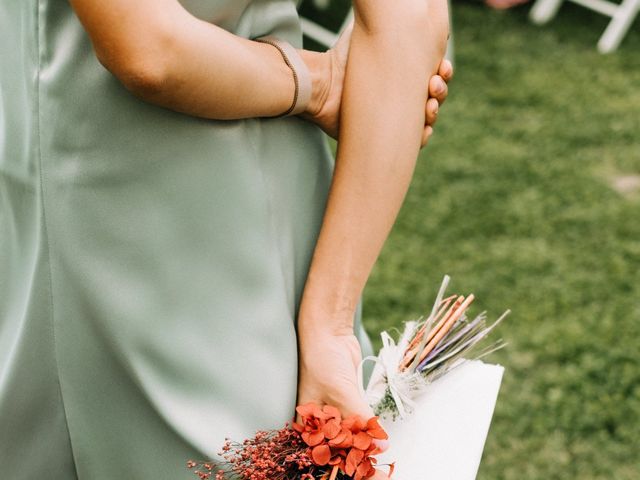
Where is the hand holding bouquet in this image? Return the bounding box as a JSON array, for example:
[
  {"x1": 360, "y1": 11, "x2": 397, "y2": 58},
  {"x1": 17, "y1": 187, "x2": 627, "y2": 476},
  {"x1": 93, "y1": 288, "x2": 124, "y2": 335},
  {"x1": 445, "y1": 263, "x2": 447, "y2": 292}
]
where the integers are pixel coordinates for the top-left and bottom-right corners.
[{"x1": 188, "y1": 276, "x2": 508, "y2": 480}]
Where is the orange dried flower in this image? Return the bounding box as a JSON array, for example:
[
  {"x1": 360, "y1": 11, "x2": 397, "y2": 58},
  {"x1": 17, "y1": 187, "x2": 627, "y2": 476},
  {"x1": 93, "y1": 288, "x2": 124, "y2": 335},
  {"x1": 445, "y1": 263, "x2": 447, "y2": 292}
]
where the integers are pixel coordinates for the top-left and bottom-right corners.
[
  {"x1": 293, "y1": 402, "x2": 391, "y2": 480},
  {"x1": 190, "y1": 402, "x2": 391, "y2": 480}
]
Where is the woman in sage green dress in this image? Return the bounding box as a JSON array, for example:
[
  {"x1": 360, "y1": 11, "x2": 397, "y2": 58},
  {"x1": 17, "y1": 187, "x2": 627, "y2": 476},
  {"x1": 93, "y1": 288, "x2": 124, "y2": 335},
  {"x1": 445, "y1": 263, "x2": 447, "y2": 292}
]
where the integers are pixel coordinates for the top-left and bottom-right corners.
[{"x1": 0, "y1": 0, "x2": 451, "y2": 478}]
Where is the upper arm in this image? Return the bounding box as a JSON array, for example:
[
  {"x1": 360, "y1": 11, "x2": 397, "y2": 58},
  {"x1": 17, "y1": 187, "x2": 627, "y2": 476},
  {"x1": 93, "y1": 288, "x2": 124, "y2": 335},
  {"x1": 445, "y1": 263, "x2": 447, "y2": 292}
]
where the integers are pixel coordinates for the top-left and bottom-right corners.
[{"x1": 69, "y1": 0, "x2": 183, "y2": 90}]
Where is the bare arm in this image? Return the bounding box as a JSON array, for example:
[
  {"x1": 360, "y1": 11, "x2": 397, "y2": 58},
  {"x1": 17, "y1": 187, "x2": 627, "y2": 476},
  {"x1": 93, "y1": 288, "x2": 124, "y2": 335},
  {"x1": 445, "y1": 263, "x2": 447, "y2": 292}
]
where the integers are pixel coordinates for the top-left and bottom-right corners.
[
  {"x1": 70, "y1": 0, "x2": 450, "y2": 136},
  {"x1": 296, "y1": 0, "x2": 450, "y2": 417},
  {"x1": 69, "y1": 0, "x2": 327, "y2": 119}
]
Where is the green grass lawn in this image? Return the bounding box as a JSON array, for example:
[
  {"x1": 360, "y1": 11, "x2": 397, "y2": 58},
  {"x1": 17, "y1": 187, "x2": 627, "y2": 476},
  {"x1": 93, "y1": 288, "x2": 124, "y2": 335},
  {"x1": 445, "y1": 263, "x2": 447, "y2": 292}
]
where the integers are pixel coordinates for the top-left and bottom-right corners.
[{"x1": 316, "y1": 3, "x2": 640, "y2": 479}]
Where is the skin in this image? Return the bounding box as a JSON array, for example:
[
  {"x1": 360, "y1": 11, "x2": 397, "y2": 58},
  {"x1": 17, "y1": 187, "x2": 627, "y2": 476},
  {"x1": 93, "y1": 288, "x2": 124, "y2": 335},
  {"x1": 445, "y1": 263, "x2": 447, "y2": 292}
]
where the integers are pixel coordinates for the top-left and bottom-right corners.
[
  {"x1": 69, "y1": 0, "x2": 451, "y2": 142},
  {"x1": 295, "y1": 0, "x2": 450, "y2": 431},
  {"x1": 70, "y1": 1, "x2": 451, "y2": 472},
  {"x1": 300, "y1": 21, "x2": 452, "y2": 145}
]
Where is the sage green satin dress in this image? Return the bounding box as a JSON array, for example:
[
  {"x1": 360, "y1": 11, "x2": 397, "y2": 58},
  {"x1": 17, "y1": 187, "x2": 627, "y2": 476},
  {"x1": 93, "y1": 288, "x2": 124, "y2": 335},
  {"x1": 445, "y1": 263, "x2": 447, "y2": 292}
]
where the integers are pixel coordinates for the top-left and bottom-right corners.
[{"x1": 0, "y1": 1, "x2": 372, "y2": 478}]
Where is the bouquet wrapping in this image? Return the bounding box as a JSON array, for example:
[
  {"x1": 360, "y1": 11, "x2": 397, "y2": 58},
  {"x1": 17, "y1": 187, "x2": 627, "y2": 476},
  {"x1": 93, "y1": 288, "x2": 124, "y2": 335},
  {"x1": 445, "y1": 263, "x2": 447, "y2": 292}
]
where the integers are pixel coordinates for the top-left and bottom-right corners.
[
  {"x1": 360, "y1": 275, "x2": 508, "y2": 479},
  {"x1": 372, "y1": 360, "x2": 504, "y2": 479}
]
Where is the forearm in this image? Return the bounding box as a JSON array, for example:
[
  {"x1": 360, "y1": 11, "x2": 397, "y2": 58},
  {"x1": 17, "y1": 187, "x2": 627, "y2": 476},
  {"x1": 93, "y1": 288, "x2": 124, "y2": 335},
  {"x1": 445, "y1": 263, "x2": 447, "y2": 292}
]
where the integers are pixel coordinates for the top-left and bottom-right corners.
[
  {"x1": 298, "y1": 0, "x2": 449, "y2": 335},
  {"x1": 71, "y1": 0, "x2": 326, "y2": 119},
  {"x1": 133, "y1": 18, "x2": 326, "y2": 119}
]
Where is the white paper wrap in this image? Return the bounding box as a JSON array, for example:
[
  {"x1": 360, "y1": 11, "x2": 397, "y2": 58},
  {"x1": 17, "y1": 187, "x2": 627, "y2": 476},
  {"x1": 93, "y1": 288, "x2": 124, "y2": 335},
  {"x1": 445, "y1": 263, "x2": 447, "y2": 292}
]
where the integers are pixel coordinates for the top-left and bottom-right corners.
[{"x1": 372, "y1": 360, "x2": 504, "y2": 480}]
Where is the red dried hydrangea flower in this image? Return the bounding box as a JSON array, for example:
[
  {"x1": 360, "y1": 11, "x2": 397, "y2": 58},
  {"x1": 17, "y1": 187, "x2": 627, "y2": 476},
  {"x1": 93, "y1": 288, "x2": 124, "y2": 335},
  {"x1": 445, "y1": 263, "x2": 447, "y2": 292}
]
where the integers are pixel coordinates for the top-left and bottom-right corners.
[
  {"x1": 293, "y1": 402, "x2": 391, "y2": 480},
  {"x1": 188, "y1": 402, "x2": 392, "y2": 480}
]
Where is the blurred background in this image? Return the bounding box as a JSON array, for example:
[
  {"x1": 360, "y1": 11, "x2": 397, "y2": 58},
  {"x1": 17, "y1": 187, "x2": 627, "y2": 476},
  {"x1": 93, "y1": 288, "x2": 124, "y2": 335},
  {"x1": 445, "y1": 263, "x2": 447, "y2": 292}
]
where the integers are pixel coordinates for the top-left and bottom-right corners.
[{"x1": 300, "y1": 1, "x2": 640, "y2": 479}]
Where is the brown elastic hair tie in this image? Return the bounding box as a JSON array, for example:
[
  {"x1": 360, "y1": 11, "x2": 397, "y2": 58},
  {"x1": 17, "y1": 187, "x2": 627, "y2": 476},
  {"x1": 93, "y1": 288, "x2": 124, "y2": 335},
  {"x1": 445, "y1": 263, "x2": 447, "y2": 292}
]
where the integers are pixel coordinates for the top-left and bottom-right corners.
[{"x1": 255, "y1": 36, "x2": 312, "y2": 117}]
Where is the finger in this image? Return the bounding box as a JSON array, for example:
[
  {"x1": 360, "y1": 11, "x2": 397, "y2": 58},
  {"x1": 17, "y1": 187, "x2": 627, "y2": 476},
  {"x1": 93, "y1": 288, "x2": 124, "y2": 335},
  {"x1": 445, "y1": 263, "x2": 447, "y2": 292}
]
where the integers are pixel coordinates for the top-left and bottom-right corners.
[
  {"x1": 421, "y1": 125, "x2": 434, "y2": 148},
  {"x1": 425, "y1": 97, "x2": 439, "y2": 127},
  {"x1": 428, "y1": 75, "x2": 448, "y2": 105},
  {"x1": 334, "y1": 19, "x2": 354, "y2": 47},
  {"x1": 438, "y1": 58, "x2": 454, "y2": 82},
  {"x1": 332, "y1": 21, "x2": 354, "y2": 64},
  {"x1": 342, "y1": 392, "x2": 375, "y2": 420}
]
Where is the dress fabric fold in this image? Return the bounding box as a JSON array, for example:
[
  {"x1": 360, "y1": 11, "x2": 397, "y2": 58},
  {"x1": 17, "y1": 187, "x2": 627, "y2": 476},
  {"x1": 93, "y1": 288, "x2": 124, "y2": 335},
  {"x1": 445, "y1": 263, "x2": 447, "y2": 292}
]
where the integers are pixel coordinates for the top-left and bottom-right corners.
[{"x1": 0, "y1": 1, "x2": 372, "y2": 478}]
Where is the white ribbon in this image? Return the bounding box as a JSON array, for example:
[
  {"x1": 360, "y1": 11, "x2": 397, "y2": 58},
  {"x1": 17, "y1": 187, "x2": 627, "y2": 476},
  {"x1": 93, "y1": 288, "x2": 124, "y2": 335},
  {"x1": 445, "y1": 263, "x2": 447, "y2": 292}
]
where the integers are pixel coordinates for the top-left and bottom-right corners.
[
  {"x1": 357, "y1": 275, "x2": 453, "y2": 420},
  {"x1": 359, "y1": 330, "x2": 425, "y2": 420}
]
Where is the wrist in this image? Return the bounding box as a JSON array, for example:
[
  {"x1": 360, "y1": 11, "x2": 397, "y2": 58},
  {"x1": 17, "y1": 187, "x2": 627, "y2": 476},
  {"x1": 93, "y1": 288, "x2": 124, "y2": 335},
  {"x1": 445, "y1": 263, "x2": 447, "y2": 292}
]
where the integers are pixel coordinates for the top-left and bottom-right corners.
[
  {"x1": 297, "y1": 49, "x2": 331, "y2": 121},
  {"x1": 297, "y1": 308, "x2": 356, "y2": 341}
]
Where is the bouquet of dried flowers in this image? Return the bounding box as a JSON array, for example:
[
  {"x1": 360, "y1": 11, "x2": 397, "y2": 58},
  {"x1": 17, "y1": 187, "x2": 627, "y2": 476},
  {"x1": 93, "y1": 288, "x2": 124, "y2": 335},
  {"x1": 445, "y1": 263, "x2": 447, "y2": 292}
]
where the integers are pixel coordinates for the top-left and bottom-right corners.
[
  {"x1": 364, "y1": 275, "x2": 509, "y2": 419},
  {"x1": 188, "y1": 403, "x2": 392, "y2": 480},
  {"x1": 188, "y1": 275, "x2": 508, "y2": 480}
]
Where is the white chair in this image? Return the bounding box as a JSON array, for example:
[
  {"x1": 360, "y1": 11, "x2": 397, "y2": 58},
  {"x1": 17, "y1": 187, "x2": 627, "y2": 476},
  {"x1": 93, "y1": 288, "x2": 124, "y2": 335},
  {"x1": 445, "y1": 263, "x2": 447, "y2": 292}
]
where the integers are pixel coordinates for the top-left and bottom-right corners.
[
  {"x1": 300, "y1": 1, "x2": 455, "y2": 64},
  {"x1": 300, "y1": 5, "x2": 354, "y2": 48},
  {"x1": 530, "y1": 0, "x2": 640, "y2": 53}
]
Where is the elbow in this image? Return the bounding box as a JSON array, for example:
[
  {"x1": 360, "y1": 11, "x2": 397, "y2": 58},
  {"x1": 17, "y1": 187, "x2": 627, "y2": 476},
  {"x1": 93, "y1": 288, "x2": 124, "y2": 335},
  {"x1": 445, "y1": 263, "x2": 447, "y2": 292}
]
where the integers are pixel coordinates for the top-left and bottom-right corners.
[
  {"x1": 399, "y1": 0, "x2": 436, "y2": 28},
  {"x1": 94, "y1": 34, "x2": 173, "y2": 99},
  {"x1": 356, "y1": 0, "x2": 450, "y2": 57},
  {"x1": 113, "y1": 58, "x2": 169, "y2": 98},
  {"x1": 402, "y1": 0, "x2": 450, "y2": 57}
]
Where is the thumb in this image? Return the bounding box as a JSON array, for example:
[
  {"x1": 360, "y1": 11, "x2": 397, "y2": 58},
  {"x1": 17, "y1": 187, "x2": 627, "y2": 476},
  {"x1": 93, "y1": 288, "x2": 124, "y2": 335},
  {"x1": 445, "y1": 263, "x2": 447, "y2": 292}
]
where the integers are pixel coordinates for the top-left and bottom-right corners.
[
  {"x1": 346, "y1": 398, "x2": 374, "y2": 420},
  {"x1": 339, "y1": 382, "x2": 374, "y2": 419},
  {"x1": 331, "y1": 20, "x2": 354, "y2": 62},
  {"x1": 333, "y1": 20, "x2": 354, "y2": 48}
]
